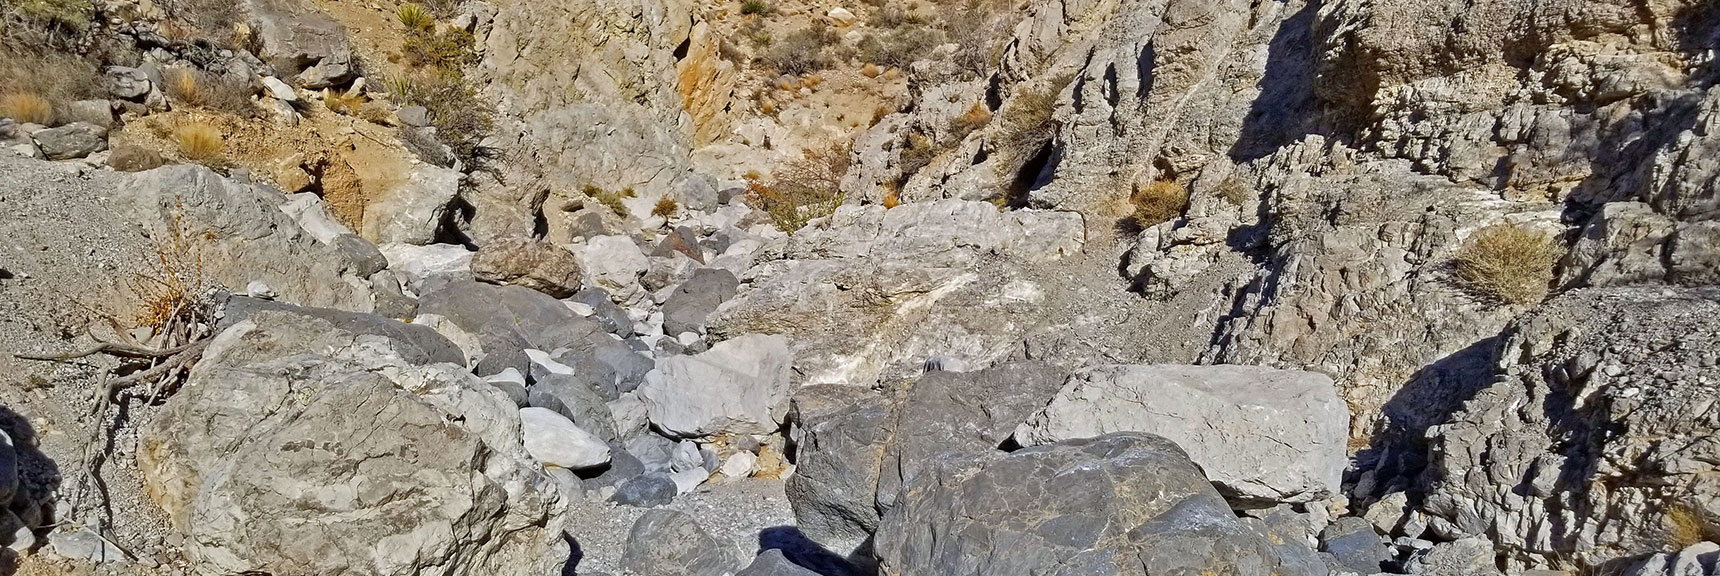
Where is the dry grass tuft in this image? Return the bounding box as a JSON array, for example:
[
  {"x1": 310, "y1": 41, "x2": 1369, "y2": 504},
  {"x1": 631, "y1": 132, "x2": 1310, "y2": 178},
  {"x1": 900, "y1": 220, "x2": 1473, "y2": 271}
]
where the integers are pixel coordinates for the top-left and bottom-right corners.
[
  {"x1": 1218, "y1": 176, "x2": 1252, "y2": 206},
  {"x1": 172, "y1": 122, "x2": 224, "y2": 163},
  {"x1": 651, "y1": 197, "x2": 679, "y2": 218},
  {"x1": 1663, "y1": 503, "x2": 1715, "y2": 549},
  {"x1": 0, "y1": 92, "x2": 55, "y2": 125},
  {"x1": 1128, "y1": 180, "x2": 1189, "y2": 229},
  {"x1": 1454, "y1": 223, "x2": 1563, "y2": 305},
  {"x1": 164, "y1": 68, "x2": 255, "y2": 116},
  {"x1": 164, "y1": 68, "x2": 205, "y2": 105},
  {"x1": 584, "y1": 185, "x2": 632, "y2": 217},
  {"x1": 747, "y1": 143, "x2": 851, "y2": 234},
  {"x1": 130, "y1": 206, "x2": 212, "y2": 334},
  {"x1": 739, "y1": 0, "x2": 772, "y2": 15},
  {"x1": 949, "y1": 102, "x2": 992, "y2": 140},
  {"x1": 996, "y1": 75, "x2": 1070, "y2": 159},
  {"x1": 323, "y1": 90, "x2": 365, "y2": 115}
]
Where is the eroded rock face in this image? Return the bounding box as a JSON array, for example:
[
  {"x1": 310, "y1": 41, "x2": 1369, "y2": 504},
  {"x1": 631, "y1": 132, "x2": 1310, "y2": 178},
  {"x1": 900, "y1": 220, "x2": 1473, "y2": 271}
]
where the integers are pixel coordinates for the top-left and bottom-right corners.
[
  {"x1": 874, "y1": 432, "x2": 1325, "y2": 576},
  {"x1": 710, "y1": 199, "x2": 1084, "y2": 387},
  {"x1": 1410, "y1": 287, "x2": 1720, "y2": 569},
  {"x1": 138, "y1": 307, "x2": 567, "y2": 576},
  {"x1": 1013, "y1": 364, "x2": 1349, "y2": 507}
]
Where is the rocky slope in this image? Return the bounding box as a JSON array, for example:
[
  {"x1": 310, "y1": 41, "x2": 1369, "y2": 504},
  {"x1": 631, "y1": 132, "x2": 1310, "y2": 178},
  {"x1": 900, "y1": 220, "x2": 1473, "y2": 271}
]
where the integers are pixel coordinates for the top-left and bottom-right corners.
[{"x1": 0, "y1": 0, "x2": 1714, "y2": 574}]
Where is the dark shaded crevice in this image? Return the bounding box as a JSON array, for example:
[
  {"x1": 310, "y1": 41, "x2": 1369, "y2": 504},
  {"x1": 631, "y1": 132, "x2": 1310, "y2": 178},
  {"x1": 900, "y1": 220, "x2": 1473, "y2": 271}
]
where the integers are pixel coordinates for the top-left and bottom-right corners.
[{"x1": 1003, "y1": 142, "x2": 1057, "y2": 209}]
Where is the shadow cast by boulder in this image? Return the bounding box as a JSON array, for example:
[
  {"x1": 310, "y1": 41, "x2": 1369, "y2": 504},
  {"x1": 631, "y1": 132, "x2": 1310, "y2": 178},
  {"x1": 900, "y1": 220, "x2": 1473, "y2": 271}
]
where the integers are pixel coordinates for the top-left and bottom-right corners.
[{"x1": 758, "y1": 526, "x2": 874, "y2": 576}]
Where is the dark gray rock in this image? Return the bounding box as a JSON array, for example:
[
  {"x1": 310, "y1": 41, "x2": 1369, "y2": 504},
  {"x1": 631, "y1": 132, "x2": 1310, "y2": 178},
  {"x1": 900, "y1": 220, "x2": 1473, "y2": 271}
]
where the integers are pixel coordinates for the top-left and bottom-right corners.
[
  {"x1": 571, "y1": 288, "x2": 634, "y2": 338},
  {"x1": 661, "y1": 268, "x2": 739, "y2": 336},
  {"x1": 472, "y1": 329, "x2": 530, "y2": 378},
  {"x1": 568, "y1": 210, "x2": 609, "y2": 241},
  {"x1": 368, "y1": 270, "x2": 418, "y2": 320},
  {"x1": 786, "y1": 362, "x2": 1068, "y2": 555},
  {"x1": 874, "y1": 433, "x2": 1324, "y2": 576},
  {"x1": 32, "y1": 122, "x2": 108, "y2": 160},
  {"x1": 332, "y1": 234, "x2": 389, "y2": 278},
  {"x1": 620, "y1": 510, "x2": 742, "y2": 576},
  {"x1": 221, "y1": 296, "x2": 463, "y2": 365},
  {"x1": 582, "y1": 448, "x2": 645, "y2": 491},
  {"x1": 528, "y1": 374, "x2": 620, "y2": 443},
  {"x1": 611, "y1": 473, "x2": 678, "y2": 508},
  {"x1": 551, "y1": 338, "x2": 655, "y2": 400},
  {"x1": 627, "y1": 434, "x2": 677, "y2": 474},
  {"x1": 1320, "y1": 517, "x2": 1389, "y2": 575},
  {"x1": 737, "y1": 550, "x2": 821, "y2": 576},
  {"x1": 418, "y1": 280, "x2": 607, "y2": 353}
]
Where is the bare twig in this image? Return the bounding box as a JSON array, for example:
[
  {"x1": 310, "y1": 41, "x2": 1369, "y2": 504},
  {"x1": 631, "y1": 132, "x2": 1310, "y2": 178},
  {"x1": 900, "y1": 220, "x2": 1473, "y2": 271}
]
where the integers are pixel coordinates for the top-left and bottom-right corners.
[{"x1": 14, "y1": 340, "x2": 202, "y2": 362}]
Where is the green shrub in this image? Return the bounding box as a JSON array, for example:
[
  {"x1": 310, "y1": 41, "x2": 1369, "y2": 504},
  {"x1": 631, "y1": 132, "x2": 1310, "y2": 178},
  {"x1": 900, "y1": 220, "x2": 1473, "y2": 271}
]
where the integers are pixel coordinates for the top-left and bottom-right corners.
[
  {"x1": 1454, "y1": 223, "x2": 1563, "y2": 305},
  {"x1": 402, "y1": 26, "x2": 475, "y2": 70},
  {"x1": 384, "y1": 72, "x2": 494, "y2": 167},
  {"x1": 747, "y1": 144, "x2": 850, "y2": 234},
  {"x1": 396, "y1": 3, "x2": 435, "y2": 30}
]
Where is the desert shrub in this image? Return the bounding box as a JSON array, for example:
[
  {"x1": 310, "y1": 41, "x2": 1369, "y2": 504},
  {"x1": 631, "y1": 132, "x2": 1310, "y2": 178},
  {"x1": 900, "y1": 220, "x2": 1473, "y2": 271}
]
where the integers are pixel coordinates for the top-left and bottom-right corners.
[
  {"x1": 164, "y1": 68, "x2": 256, "y2": 116},
  {"x1": 403, "y1": 26, "x2": 475, "y2": 70},
  {"x1": 739, "y1": 0, "x2": 772, "y2": 15},
  {"x1": 399, "y1": 126, "x2": 453, "y2": 166},
  {"x1": 858, "y1": 25, "x2": 941, "y2": 70},
  {"x1": 948, "y1": 102, "x2": 991, "y2": 140},
  {"x1": 0, "y1": 92, "x2": 54, "y2": 124},
  {"x1": 939, "y1": 0, "x2": 1019, "y2": 78},
  {"x1": 396, "y1": 3, "x2": 435, "y2": 30},
  {"x1": 131, "y1": 207, "x2": 213, "y2": 334},
  {"x1": 1454, "y1": 223, "x2": 1563, "y2": 304},
  {"x1": 995, "y1": 74, "x2": 1070, "y2": 159},
  {"x1": 869, "y1": 5, "x2": 925, "y2": 28},
  {"x1": 172, "y1": 122, "x2": 224, "y2": 164},
  {"x1": 897, "y1": 130, "x2": 937, "y2": 176},
  {"x1": 384, "y1": 72, "x2": 493, "y2": 167},
  {"x1": 748, "y1": 144, "x2": 850, "y2": 234},
  {"x1": 2, "y1": 0, "x2": 92, "y2": 47},
  {"x1": 1663, "y1": 503, "x2": 1716, "y2": 550},
  {"x1": 1128, "y1": 180, "x2": 1189, "y2": 228},
  {"x1": 0, "y1": 51, "x2": 103, "y2": 120},
  {"x1": 170, "y1": 0, "x2": 243, "y2": 41},
  {"x1": 583, "y1": 185, "x2": 632, "y2": 217},
  {"x1": 762, "y1": 23, "x2": 837, "y2": 75},
  {"x1": 651, "y1": 197, "x2": 679, "y2": 218}
]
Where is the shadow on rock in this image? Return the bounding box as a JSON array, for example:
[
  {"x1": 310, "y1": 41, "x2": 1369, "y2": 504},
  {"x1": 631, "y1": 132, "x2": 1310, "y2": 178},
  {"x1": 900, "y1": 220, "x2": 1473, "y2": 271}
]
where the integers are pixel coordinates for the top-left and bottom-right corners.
[{"x1": 758, "y1": 526, "x2": 873, "y2": 576}]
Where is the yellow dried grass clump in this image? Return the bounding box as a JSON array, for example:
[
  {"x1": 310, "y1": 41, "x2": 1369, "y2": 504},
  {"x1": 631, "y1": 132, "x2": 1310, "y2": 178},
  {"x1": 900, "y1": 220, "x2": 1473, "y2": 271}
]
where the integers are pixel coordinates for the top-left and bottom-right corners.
[
  {"x1": 1454, "y1": 223, "x2": 1563, "y2": 305},
  {"x1": 1128, "y1": 180, "x2": 1189, "y2": 229},
  {"x1": 164, "y1": 68, "x2": 205, "y2": 106},
  {"x1": 324, "y1": 90, "x2": 365, "y2": 115},
  {"x1": 0, "y1": 92, "x2": 54, "y2": 125},
  {"x1": 172, "y1": 122, "x2": 224, "y2": 162},
  {"x1": 651, "y1": 197, "x2": 679, "y2": 218}
]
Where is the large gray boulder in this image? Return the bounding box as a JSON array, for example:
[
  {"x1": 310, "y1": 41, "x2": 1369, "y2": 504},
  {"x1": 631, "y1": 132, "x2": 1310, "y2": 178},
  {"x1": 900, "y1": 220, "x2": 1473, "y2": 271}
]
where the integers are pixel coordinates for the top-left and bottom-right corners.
[
  {"x1": 121, "y1": 165, "x2": 378, "y2": 312},
  {"x1": 1013, "y1": 364, "x2": 1348, "y2": 507},
  {"x1": 528, "y1": 373, "x2": 620, "y2": 443},
  {"x1": 362, "y1": 163, "x2": 460, "y2": 246},
  {"x1": 139, "y1": 308, "x2": 568, "y2": 576},
  {"x1": 873, "y1": 432, "x2": 1324, "y2": 576},
  {"x1": 239, "y1": 0, "x2": 350, "y2": 71},
  {"x1": 637, "y1": 334, "x2": 793, "y2": 437},
  {"x1": 518, "y1": 407, "x2": 610, "y2": 470},
  {"x1": 417, "y1": 279, "x2": 610, "y2": 368},
  {"x1": 787, "y1": 362, "x2": 1068, "y2": 555},
  {"x1": 221, "y1": 296, "x2": 464, "y2": 365},
  {"x1": 661, "y1": 267, "x2": 739, "y2": 336},
  {"x1": 619, "y1": 510, "x2": 744, "y2": 576}
]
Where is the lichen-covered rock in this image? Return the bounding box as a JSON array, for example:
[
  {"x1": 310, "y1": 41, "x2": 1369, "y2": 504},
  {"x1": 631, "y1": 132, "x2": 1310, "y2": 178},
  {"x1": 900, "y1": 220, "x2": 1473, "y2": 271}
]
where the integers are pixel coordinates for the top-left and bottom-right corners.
[
  {"x1": 874, "y1": 432, "x2": 1324, "y2": 576},
  {"x1": 620, "y1": 510, "x2": 743, "y2": 576},
  {"x1": 471, "y1": 237, "x2": 583, "y2": 298}
]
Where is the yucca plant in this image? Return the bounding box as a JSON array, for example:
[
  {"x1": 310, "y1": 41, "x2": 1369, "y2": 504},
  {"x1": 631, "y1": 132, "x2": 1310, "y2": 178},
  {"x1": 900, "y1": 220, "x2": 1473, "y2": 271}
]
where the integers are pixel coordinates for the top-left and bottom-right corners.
[{"x1": 396, "y1": 3, "x2": 435, "y2": 30}]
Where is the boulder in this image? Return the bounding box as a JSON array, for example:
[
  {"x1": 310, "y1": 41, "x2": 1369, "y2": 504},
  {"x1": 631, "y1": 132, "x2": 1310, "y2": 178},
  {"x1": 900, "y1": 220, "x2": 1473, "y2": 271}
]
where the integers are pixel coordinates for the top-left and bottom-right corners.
[
  {"x1": 620, "y1": 510, "x2": 744, "y2": 576},
  {"x1": 571, "y1": 288, "x2": 635, "y2": 337},
  {"x1": 260, "y1": 76, "x2": 297, "y2": 102},
  {"x1": 611, "y1": 473, "x2": 678, "y2": 508},
  {"x1": 121, "y1": 165, "x2": 377, "y2": 311},
  {"x1": 549, "y1": 338, "x2": 656, "y2": 400},
  {"x1": 418, "y1": 279, "x2": 608, "y2": 354},
  {"x1": 1319, "y1": 517, "x2": 1389, "y2": 574},
  {"x1": 398, "y1": 105, "x2": 431, "y2": 127},
  {"x1": 66, "y1": 100, "x2": 114, "y2": 129},
  {"x1": 220, "y1": 296, "x2": 464, "y2": 365},
  {"x1": 294, "y1": 50, "x2": 355, "y2": 89},
  {"x1": 379, "y1": 243, "x2": 473, "y2": 291},
  {"x1": 576, "y1": 235, "x2": 649, "y2": 301},
  {"x1": 787, "y1": 362, "x2": 1067, "y2": 555},
  {"x1": 519, "y1": 407, "x2": 611, "y2": 470},
  {"x1": 873, "y1": 433, "x2": 1324, "y2": 576},
  {"x1": 1013, "y1": 364, "x2": 1348, "y2": 506},
  {"x1": 239, "y1": 0, "x2": 350, "y2": 71},
  {"x1": 471, "y1": 237, "x2": 583, "y2": 298},
  {"x1": 138, "y1": 309, "x2": 568, "y2": 576},
  {"x1": 363, "y1": 163, "x2": 459, "y2": 245},
  {"x1": 661, "y1": 267, "x2": 739, "y2": 335},
  {"x1": 32, "y1": 122, "x2": 107, "y2": 160},
  {"x1": 637, "y1": 334, "x2": 794, "y2": 437},
  {"x1": 1618, "y1": 542, "x2": 1720, "y2": 576},
  {"x1": 106, "y1": 66, "x2": 152, "y2": 99}
]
